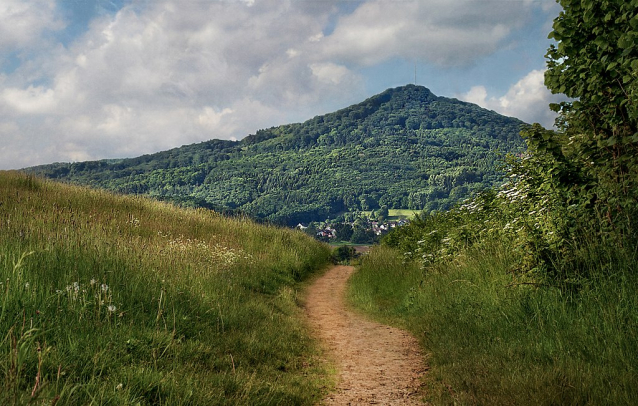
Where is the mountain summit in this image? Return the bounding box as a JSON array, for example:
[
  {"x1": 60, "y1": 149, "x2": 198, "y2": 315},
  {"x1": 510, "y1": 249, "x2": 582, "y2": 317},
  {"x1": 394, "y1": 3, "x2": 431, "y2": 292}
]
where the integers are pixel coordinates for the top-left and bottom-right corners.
[{"x1": 29, "y1": 85, "x2": 526, "y2": 225}]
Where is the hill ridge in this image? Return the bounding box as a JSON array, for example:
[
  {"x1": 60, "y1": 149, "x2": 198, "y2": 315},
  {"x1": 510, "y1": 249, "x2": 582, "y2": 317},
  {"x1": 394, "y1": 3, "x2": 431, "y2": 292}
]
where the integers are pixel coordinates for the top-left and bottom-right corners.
[{"x1": 28, "y1": 85, "x2": 526, "y2": 225}]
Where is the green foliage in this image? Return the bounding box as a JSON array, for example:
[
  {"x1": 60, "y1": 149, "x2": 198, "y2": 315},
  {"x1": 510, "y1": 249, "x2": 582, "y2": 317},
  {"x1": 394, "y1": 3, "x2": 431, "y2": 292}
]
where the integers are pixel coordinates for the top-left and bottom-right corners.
[
  {"x1": 331, "y1": 246, "x2": 357, "y2": 264},
  {"x1": 546, "y1": 0, "x2": 638, "y2": 236},
  {"x1": 385, "y1": 122, "x2": 632, "y2": 283},
  {"x1": 350, "y1": 226, "x2": 376, "y2": 245},
  {"x1": 28, "y1": 85, "x2": 525, "y2": 226},
  {"x1": 0, "y1": 172, "x2": 332, "y2": 405},
  {"x1": 332, "y1": 223, "x2": 354, "y2": 242}
]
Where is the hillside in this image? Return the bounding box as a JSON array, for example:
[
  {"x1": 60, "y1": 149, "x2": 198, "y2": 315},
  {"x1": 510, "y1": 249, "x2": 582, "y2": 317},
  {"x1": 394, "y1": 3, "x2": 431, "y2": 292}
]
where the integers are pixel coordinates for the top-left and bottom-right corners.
[
  {"x1": 0, "y1": 172, "x2": 332, "y2": 404},
  {"x1": 28, "y1": 85, "x2": 526, "y2": 225}
]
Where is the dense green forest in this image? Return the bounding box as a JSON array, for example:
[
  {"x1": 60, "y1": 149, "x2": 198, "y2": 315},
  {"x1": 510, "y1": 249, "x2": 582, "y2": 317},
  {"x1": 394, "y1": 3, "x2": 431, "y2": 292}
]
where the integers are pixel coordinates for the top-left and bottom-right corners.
[{"x1": 28, "y1": 85, "x2": 525, "y2": 225}]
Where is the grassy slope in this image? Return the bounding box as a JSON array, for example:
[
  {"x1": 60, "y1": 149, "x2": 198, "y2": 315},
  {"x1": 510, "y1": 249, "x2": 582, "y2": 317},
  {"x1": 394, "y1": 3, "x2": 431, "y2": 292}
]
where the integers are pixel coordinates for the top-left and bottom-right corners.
[
  {"x1": 0, "y1": 172, "x2": 332, "y2": 405},
  {"x1": 349, "y1": 243, "x2": 638, "y2": 405}
]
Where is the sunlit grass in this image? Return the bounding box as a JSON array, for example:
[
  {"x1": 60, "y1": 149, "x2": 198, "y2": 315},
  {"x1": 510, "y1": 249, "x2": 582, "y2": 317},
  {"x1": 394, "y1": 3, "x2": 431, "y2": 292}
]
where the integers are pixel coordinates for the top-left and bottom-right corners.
[
  {"x1": 360, "y1": 209, "x2": 420, "y2": 219},
  {"x1": 349, "y1": 242, "x2": 638, "y2": 405},
  {"x1": 0, "y1": 171, "x2": 332, "y2": 405}
]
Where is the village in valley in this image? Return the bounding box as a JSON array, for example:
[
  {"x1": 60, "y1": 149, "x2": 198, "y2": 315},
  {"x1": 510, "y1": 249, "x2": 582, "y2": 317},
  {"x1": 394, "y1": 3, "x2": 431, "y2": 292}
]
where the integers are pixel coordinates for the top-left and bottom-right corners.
[{"x1": 296, "y1": 207, "x2": 414, "y2": 244}]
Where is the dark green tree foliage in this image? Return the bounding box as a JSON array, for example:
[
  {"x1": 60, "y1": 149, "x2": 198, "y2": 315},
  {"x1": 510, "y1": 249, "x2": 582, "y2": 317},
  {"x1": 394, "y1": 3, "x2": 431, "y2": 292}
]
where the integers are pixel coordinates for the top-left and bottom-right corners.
[
  {"x1": 350, "y1": 227, "x2": 376, "y2": 244},
  {"x1": 332, "y1": 245, "x2": 357, "y2": 263},
  {"x1": 333, "y1": 223, "x2": 354, "y2": 242},
  {"x1": 28, "y1": 85, "x2": 525, "y2": 225},
  {"x1": 546, "y1": 0, "x2": 638, "y2": 232}
]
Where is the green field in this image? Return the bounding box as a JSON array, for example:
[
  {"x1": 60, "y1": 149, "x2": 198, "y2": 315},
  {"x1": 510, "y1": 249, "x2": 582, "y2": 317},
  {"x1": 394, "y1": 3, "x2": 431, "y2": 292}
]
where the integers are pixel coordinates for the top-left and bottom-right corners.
[
  {"x1": 0, "y1": 172, "x2": 333, "y2": 405},
  {"x1": 361, "y1": 209, "x2": 421, "y2": 219},
  {"x1": 387, "y1": 209, "x2": 421, "y2": 219}
]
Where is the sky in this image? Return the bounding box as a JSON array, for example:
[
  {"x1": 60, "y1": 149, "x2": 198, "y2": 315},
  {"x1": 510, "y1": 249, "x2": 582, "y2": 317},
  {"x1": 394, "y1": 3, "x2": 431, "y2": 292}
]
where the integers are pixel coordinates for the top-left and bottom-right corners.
[{"x1": 0, "y1": 0, "x2": 568, "y2": 170}]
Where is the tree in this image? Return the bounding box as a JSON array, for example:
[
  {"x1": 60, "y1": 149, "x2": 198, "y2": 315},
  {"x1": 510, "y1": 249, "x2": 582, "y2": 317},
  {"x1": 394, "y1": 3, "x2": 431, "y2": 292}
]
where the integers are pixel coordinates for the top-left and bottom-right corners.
[
  {"x1": 332, "y1": 245, "x2": 357, "y2": 263},
  {"x1": 343, "y1": 211, "x2": 358, "y2": 223},
  {"x1": 545, "y1": 0, "x2": 638, "y2": 228},
  {"x1": 333, "y1": 223, "x2": 354, "y2": 242},
  {"x1": 377, "y1": 205, "x2": 389, "y2": 221},
  {"x1": 350, "y1": 227, "x2": 375, "y2": 244}
]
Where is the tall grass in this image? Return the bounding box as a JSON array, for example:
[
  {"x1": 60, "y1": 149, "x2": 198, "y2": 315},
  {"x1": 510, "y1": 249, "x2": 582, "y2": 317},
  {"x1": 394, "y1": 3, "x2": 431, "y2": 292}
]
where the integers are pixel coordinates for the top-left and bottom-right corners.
[
  {"x1": 349, "y1": 242, "x2": 638, "y2": 405},
  {"x1": 0, "y1": 171, "x2": 332, "y2": 405}
]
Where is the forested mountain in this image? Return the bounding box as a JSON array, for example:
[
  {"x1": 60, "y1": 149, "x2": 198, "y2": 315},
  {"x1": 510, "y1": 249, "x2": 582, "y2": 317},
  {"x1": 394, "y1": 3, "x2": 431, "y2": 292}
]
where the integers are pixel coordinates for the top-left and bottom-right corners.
[{"x1": 28, "y1": 85, "x2": 526, "y2": 225}]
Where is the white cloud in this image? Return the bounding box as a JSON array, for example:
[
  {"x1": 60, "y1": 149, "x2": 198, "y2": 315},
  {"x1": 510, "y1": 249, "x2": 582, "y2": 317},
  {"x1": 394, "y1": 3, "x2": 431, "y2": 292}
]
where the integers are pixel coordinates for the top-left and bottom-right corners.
[
  {"x1": 1, "y1": 67, "x2": 83, "y2": 115},
  {"x1": 309, "y1": 62, "x2": 351, "y2": 85},
  {"x1": 459, "y1": 69, "x2": 567, "y2": 128},
  {"x1": 0, "y1": 0, "x2": 64, "y2": 52},
  {"x1": 198, "y1": 107, "x2": 234, "y2": 130},
  {"x1": 319, "y1": 0, "x2": 532, "y2": 67},
  {"x1": 2, "y1": 86, "x2": 57, "y2": 114},
  {"x1": 0, "y1": 0, "x2": 359, "y2": 169},
  {"x1": 462, "y1": 86, "x2": 489, "y2": 107}
]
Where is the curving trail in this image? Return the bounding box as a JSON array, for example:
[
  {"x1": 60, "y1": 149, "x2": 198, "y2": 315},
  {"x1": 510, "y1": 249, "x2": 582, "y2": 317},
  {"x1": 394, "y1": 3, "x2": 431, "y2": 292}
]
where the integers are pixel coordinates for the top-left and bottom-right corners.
[{"x1": 306, "y1": 265, "x2": 426, "y2": 405}]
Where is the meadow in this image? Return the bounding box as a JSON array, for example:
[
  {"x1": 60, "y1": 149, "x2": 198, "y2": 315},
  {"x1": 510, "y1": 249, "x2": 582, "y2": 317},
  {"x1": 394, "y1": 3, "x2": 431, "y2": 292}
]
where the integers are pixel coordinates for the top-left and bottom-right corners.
[{"x1": 0, "y1": 171, "x2": 332, "y2": 405}]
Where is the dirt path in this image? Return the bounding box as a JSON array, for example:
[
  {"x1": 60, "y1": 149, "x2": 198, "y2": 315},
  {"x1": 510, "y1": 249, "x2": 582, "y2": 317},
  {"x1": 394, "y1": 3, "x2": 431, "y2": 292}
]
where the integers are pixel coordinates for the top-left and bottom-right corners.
[{"x1": 305, "y1": 265, "x2": 426, "y2": 405}]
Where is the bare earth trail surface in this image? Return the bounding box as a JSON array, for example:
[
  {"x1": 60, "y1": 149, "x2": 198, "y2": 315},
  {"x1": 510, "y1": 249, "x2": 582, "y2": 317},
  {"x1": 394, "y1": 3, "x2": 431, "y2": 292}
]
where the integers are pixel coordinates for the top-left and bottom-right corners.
[{"x1": 305, "y1": 265, "x2": 426, "y2": 405}]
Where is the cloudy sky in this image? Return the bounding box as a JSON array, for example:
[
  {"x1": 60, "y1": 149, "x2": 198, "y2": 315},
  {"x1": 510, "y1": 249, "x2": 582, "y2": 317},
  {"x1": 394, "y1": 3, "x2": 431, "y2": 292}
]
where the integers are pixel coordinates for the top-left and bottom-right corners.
[{"x1": 0, "y1": 0, "x2": 567, "y2": 170}]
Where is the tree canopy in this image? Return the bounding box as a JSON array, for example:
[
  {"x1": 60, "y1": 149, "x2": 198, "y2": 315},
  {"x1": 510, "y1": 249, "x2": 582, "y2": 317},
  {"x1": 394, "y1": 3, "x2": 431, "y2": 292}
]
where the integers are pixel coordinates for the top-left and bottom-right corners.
[{"x1": 545, "y1": 0, "x2": 638, "y2": 229}]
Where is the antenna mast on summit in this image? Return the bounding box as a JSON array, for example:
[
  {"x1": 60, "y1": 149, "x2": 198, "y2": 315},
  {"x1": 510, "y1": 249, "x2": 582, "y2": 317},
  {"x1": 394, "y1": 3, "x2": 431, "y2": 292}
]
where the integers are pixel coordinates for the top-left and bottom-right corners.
[{"x1": 414, "y1": 63, "x2": 417, "y2": 85}]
